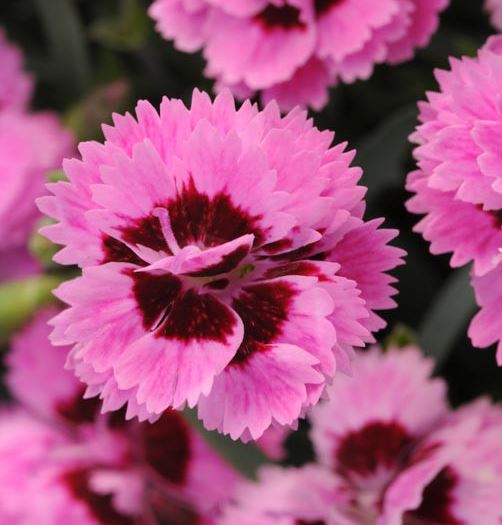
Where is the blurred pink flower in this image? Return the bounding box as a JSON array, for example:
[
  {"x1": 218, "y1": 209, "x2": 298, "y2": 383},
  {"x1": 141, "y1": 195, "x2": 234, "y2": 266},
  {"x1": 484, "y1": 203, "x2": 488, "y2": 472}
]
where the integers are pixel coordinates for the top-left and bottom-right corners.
[
  {"x1": 485, "y1": 0, "x2": 502, "y2": 30},
  {"x1": 0, "y1": 30, "x2": 72, "y2": 282},
  {"x1": 149, "y1": 0, "x2": 448, "y2": 111},
  {"x1": 0, "y1": 308, "x2": 238, "y2": 524},
  {"x1": 219, "y1": 346, "x2": 454, "y2": 524},
  {"x1": 38, "y1": 89, "x2": 403, "y2": 440},
  {"x1": 380, "y1": 399, "x2": 502, "y2": 525},
  {"x1": 0, "y1": 111, "x2": 71, "y2": 281},
  {"x1": 219, "y1": 465, "x2": 344, "y2": 525},
  {"x1": 218, "y1": 347, "x2": 502, "y2": 524},
  {"x1": 310, "y1": 345, "x2": 448, "y2": 524},
  {"x1": 0, "y1": 28, "x2": 32, "y2": 111},
  {"x1": 406, "y1": 36, "x2": 502, "y2": 364},
  {"x1": 255, "y1": 425, "x2": 291, "y2": 460}
]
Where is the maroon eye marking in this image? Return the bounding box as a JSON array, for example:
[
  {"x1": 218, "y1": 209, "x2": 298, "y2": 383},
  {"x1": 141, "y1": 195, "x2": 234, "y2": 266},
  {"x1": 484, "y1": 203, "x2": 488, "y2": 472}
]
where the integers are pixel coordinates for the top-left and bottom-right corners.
[
  {"x1": 261, "y1": 238, "x2": 293, "y2": 254},
  {"x1": 231, "y1": 281, "x2": 296, "y2": 365},
  {"x1": 264, "y1": 261, "x2": 329, "y2": 281},
  {"x1": 56, "y1": 387, "x2": 101, "y2": 424},
  {"x1": 167, "y1": 180, "x2": 265, "y2": 248},
  {"x1": 486, "y1": 207, "x2": 502, "y2": 228},
  {"x1": 255, "y1": 4, "x2": 306, "y2": 31},
  {"x1": 131, "y1": 271, "x2": 237, "y2": 343},
  {"x1": 141, "y1": 410, "x2": 192, "y2": 486},
  {"x1": 103, "y1": 180, "x2": 265, "y2": 265},
  {"x1": 204, "y1": 278, "x2": 230, "y2": 290},
  {"x1": 314, "y1": 0, "x2": 345, "y2": 16},
  {"x1": 131, "y1": 271, "x2": 183, "y2": 331},
  {"x1": 121, "y1": 214, "x2": 169, "y2": 254},
  {"x1": 335, "y1": 421, "x2": 413, "y2": 479},
  {"x1": 63, "y1": 468, "x2": 135, "y2": 525},
  {"x1": 101, "y1": 235, "x2": 146, "y2": 266},
  {"x1": 186, "y1": 245, "x2": 250, "y2": 278},
  {"x1": 148, "y1": 487, "x2": 201, "y2": 525},
  {"x1": 405, "y1": 467, "x2": 461, "y2": 525},
  {"x1": 157, "y1": 289, "x2": 237, "y2": 343}
]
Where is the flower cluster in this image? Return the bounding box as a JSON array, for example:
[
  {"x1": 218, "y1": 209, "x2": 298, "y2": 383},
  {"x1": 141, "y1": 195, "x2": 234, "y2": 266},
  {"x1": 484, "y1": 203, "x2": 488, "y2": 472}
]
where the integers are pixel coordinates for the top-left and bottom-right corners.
[
  {"x1": 4, "y1": 3, "x2": 502, "y2": 524},
  {"x1": 39, "y1": 89, "x2": 404, "y2": 440},
  {"x1": 0, "y1": 29, "x2": 71, "y2": 282},
  {"x1": 220, "y1": 346, "x2": 502, "y2": 525},
  {"x1": 0, "y1": 308, "x2": 238, "y2": 524},
  {"x1": 407, "y1": 36, "x2": 502, "y2": 364},
  {"x1": 149, "y1": 0, "x2": 448, "y2": 111}
]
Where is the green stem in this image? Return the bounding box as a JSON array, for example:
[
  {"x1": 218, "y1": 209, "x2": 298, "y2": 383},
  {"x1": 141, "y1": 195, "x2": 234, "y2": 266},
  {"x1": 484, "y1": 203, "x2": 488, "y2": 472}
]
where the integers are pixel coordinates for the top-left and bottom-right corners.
[{"x1": 183, "y1": 408, "x2": 269, "y2": 479}]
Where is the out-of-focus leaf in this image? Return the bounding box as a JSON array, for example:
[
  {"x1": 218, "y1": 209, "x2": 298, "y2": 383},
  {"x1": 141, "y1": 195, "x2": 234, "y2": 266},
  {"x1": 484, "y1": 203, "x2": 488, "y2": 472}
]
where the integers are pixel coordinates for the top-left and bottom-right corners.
[
  {"x1": 0, "y1": 274, "x2": 64, "y2": 344},
  {"x1": 418, "y1": 267, "x2": 477, "y2": 368},
  {"x1": 183, "y1": 408, "x2": 269, "y2": 479},
  {"x1": 356, "y1": 105, "x2": 417, "y2": 208},
  {"x1": 65, "y1": 79, "x2": 129, "y2": 141},
  {"x1": 383, "y1": 323, "x2": 418, "y2": 349},
  {"x1": 90, "y1": 0, "x2": 150, "y2": 51},
  {"x1": 29, "y1": 218, "x2": 59, "y2": 269},
  {"x1": 33, "y1": 0, "x2": 91, "y2": 97}
]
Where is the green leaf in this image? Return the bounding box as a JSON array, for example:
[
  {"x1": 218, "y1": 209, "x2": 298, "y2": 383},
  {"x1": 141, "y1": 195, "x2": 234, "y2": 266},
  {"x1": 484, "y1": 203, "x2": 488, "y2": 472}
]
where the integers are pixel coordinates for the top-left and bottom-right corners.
[
  {"x1": 356, "y1": 105, "x2": 417, "y2": 208},
  {"x1": 28, "y1": 218, "x2": 60, "y2": 269},
  {"x1": 183, "y1": 408, "x2": 269, "y2": 479},
  {"x1": 90, "y1": 0, "x2": 150, "y2": 51},
  {"x1": 418, "y1": 267, "x2": 477, "y2": 369},
  {"x1": 33, "y1": 0, "x2": 91, "y2": 97}
]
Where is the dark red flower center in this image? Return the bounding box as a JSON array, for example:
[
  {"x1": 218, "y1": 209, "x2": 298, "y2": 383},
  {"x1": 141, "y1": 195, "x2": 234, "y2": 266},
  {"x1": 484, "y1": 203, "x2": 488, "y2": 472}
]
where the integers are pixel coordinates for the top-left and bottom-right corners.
[
  {"x1": 487, "y1": 208, "x2": 502, "y2": 229},
  {"x1": 56, "y1": 386, "x2": 101, "y2": 424},
  {"x1": 149, "y1": 487, "x2": 201, "y2": 525},
  {"x1": 264, "y1": 261, "x2": 329, "y2": 281},
  {"x1": 314, "y1": 0, "x2": 345, "y2": 16},
  {"x1": 336, "y1": 421, "x2": 413, "y2": 480},
  {"x1": 130, "y1": 270, "x2": 237, "y2": 343},
  {"x1": 230, "y1": 281, "x2": 296, "y2": 365},
  {"x1": 255, "y1": 4, "x2": 306, "y2": 30},
  {"x1": 141, "y1": 410, "x2": 192, "y2": 485},
  {"x1": 63, "y1": 468, "x2": 135, "y2": 525},
  {"x1": 404, "y1": 467, "x2": 461, "y2": 525},
  {"x1": 102, "y1": 180, "x2": 265, "y2": 266},
  {"x1": 102, "y1": 235, "x2": 146, "y2": 266}
]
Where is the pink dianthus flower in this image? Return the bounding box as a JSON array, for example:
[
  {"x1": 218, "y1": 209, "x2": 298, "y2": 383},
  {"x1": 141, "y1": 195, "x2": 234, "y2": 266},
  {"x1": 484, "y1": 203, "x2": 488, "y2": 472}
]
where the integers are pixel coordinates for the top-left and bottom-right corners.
[
  {"x1": 406, "y1": 36, "x2": 502, "y2": 364},
  {"x1": 0, "y1": 308, "x2": 238, "y2": 525},
  {"x1": 149, "y1": 0, "x2": 448, "y2": 111},
  {"x1": 219, "y1": 346, "x2": 452, "y2": 524},
  {"x1": 380, "y1": 398, "x2": 502, "y2": 525},
  {"x1": 219, "y1": 347, "x2": 502, "y2": 524},
  {"x1": 39, "y1": 90, "x2": 403, "y2": 440}
]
